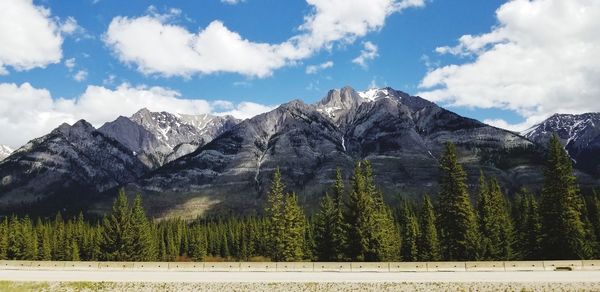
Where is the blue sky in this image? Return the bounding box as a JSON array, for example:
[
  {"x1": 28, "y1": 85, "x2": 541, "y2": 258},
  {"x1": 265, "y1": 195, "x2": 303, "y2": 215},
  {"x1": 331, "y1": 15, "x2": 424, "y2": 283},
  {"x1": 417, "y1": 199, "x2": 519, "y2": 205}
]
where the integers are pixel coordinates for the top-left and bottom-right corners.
[{"x1": 1, "y1": 0, "x2": 599, "y2": 148}]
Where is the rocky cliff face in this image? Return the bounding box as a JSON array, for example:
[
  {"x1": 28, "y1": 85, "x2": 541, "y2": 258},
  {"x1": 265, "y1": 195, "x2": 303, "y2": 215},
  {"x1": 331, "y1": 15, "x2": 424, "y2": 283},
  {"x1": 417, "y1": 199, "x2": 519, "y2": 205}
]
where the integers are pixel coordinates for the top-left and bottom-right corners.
[
  {"x1": 135, "y1": 87, "x2": 546, "y2": 219},
  {"x1": 99, "y1": 109, "x2": 239, "y2": 168},
  {"x1": 2, "y1": 86, "x2": 597, "y2": 219},
  {"x1": 0, "y1": 120, "x2": 148, "y2": 215},
  {"x1": 524, "y1": 113, "x2": 600, "y2": 175}
]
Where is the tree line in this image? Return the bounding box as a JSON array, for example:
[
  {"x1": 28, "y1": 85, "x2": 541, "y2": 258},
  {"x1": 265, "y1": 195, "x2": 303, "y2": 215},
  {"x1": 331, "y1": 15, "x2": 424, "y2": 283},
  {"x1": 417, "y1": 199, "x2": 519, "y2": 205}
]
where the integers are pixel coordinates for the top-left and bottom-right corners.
[{"x1": 1, "y1": 135, "x2": 599, "y2": 262}]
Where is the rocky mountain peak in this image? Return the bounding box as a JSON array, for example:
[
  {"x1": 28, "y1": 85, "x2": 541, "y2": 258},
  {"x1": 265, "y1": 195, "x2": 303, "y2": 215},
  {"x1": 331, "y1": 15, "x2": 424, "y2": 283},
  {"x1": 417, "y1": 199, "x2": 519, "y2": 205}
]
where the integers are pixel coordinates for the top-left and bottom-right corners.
[
  {"x1": 524, "y1": 112, "x2": 600, "y2": 174},
  {"x1": 52, "y1": 120, "x2": 95, "y2": 137}
]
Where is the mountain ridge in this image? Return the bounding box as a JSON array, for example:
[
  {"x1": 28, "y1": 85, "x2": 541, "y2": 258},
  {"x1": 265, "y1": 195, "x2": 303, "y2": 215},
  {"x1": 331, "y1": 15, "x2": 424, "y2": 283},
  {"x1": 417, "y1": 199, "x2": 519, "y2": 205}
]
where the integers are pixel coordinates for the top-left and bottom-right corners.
[{"x1": 1, "y1": 86, "x2": 599, "y2": 219}]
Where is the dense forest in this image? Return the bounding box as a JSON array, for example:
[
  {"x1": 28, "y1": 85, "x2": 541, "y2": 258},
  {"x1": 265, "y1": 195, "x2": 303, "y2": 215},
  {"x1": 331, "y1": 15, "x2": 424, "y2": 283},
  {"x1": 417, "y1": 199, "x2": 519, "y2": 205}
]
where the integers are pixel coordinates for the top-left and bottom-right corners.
[{"x1": 1, "y1": 135, "x2": 599, "y2": 262}]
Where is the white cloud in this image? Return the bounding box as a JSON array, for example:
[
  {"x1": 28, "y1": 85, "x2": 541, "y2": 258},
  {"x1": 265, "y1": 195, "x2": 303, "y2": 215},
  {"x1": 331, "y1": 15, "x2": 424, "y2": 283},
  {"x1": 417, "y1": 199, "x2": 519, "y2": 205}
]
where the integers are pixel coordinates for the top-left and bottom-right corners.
[
  {"x1": 213, "y1": 101, "x2": 275, "y2": 119},
  {"x1": 0, "y1": 0, "x2": 63, "y2": 73},
  {"x1": 65, "y1": 58, "x2": 76, "y2": 71},
  {"x1": 74, "y1": 70, "x2": 88, "y2": 82},
  {"x1": 221, "y1": 0, "x2": 245, "y2": 4},
  {"x1": 352, "y1": 41, "x2": 378, "y2": 68},
  {"x1": 0, "y1": 82, "x2": 275, "y2": 148},
  {"x1": 305, "y1": 61, "x2": 333, "y2": 74},
  {"x1": 368, "y1": 78, "x2": 378, "y2": 89},
  {"x1": 104, "y1": 0, "x2": 424, "y2": 78},
  {"x1": 102, "y1": 74, "x2": 117, "y2": 86},
  {"x1": 59, "y1": 16, "x2": 80, "y2": 35},
  {"x1": 418, "y1": 0, "x2": 600, "y2": 131}
]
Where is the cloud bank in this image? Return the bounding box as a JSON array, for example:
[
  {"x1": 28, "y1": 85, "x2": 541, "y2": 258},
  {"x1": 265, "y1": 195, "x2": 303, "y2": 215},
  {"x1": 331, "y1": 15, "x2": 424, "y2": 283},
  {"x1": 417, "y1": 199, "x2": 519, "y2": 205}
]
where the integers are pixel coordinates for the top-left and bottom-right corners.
[
  {"x1": 0, "y1": 0, "x2": 64, "y2": 74},
  {"x1": 0, "y1": 83, "x2": 275, "y2": 148},
  {"x1": 418, "y1": 0, "x2": 600, "y2": 131},
  {"x1": 104, "y1": 0, "x2": 425, "y2": 78}
]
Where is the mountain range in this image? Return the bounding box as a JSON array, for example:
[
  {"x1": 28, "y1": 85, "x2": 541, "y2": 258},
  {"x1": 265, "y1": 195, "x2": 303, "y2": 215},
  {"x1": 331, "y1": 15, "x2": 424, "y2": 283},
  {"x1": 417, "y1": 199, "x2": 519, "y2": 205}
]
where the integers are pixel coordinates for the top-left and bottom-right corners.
[
  {"x1": 0, "y1": 86, "x2": 598, "y2": 219},
  {"x1": 523, "y1": 113, "x2": 600, "y2": 175}
]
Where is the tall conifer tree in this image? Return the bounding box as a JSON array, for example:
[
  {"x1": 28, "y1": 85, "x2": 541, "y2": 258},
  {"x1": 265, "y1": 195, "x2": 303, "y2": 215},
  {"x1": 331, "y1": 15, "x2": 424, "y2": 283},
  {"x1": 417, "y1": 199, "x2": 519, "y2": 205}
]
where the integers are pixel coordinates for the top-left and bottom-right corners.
[
  {"x1": 100, "y1": 188, "x2": 133, "y2": 261},
  {"x1": 418, "y1": 194, "x2": 440, "y2": 261},
  {"x1": 437, "y1": 142, "x2": 479, "y2": 260},
  {"x1": 130, "y1": 194, "x2": 157, "y2": 261},
  {"x1": 540, "y1": 135, "x2": 592, "y2": 259}
]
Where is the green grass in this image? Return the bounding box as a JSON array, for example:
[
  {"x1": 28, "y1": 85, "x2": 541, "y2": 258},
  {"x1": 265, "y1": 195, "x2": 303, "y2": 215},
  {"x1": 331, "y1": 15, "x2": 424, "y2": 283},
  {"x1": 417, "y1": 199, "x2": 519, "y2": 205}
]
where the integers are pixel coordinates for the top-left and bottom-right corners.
[{"x1": 0, "y1": 281, "x2": 50, "y2": 291}]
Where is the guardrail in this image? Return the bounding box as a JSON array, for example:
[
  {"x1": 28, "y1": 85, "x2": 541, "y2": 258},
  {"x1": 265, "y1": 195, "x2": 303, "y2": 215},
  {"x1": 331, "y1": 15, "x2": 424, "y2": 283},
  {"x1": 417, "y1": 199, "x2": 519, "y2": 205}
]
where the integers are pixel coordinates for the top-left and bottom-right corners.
[{"x1": 1, "y1": 260, "x2": 599, "y2": 272}]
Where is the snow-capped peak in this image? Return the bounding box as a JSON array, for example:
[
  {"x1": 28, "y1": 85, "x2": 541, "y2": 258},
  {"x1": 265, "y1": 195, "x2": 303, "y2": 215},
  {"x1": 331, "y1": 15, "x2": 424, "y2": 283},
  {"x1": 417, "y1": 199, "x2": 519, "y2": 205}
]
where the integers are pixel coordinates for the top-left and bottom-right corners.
[
  {"x1": 524, "y1": 113, "x2": 600, "y2": 148},
  {"x1": 357, "y1": 87, "x2": 391, "y2": 101},
  {"x1": 0, "y1": 145, "x2": 13, "y2": 161}
]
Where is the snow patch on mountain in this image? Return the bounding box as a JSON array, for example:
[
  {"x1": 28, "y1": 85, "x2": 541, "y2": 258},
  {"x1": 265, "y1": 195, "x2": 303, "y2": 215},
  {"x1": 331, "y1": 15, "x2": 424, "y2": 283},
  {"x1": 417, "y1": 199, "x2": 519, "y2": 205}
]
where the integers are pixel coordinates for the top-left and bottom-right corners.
[
  {"x1": 524, "y1": 112, "x2": 600, "y2": 174},
  {"x1": 0, "y1": 145, "x2": 13, "y2": 161},
  {"x1": 99, "y1": 108, "x2": 240, "y2": 168}
]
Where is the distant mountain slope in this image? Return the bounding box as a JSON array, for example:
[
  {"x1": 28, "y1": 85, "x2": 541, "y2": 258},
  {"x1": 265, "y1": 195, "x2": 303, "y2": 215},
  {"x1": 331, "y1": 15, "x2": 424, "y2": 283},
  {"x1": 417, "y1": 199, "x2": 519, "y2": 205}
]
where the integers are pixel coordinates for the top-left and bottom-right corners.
[
  {"x1": 98, "y1": 109, "x2": 239, "y2": 168},
  {"x1": 524, "y1": 113, "x2": 600, "y2": 174},
  {"x1": 0, "y1": 145, "x2": 12, "y2": 161},
  {"x1": 135, "y1": 87, "x2": 545, "y2": 219},
  {"x1": 0, "y1": 120, "x2": 148, "y2": 215}
]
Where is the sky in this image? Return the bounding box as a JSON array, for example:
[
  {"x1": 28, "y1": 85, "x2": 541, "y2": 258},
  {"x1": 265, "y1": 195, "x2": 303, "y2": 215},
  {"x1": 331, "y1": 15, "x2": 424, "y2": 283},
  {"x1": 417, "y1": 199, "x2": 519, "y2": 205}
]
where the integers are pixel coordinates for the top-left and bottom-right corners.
[{"x1": 1, "y1": 0, "x2": 599, "y2": 148}]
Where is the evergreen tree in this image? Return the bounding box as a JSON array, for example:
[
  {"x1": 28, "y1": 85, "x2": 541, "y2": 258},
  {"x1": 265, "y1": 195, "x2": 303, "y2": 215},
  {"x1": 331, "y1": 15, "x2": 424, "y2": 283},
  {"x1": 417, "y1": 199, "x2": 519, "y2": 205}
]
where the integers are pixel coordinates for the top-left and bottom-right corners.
[
  {"x1": 264, "y1": 168, "x2": 285, "y2": 261},
  {"x1": 303, "y1": 217, "x2": 315, "y2": 261},
  {"x1": 100, "y1": 188, "x2": 133, "y2": 261},
  {"x1": 476, "y1": 174, "x2": 515, "y2": 260},
  {"x1": 7, "y1": 216, "x2": 23, "y2": 259},
  {"x1": 130, "y1": 194, "x2": 157, "y2": 261},
  {"x1": 418, "y1": 194, "x2": 440, "y2": 261},
  {"x1": 314, "y1": 194, "x2": 336, "y2": 261},
  {"x1": 70, "y1": 238, "x2": 81, "y2": 261},
  {"x1": 514, "y1": 188, "x2": 541, "y2": 260},
  {"x1": 21, "y1": 216, "x2": 38, "y2": 260},
  {"x1": 437, "y1": 142, "x2": 479, "y2": 260},
  {"x1": 0, "y1": 218, "x2": 8, "y2": 260},
  {"x1": 281, "y1": 193, "x2": 305, "y2": 261},
  {"x1": 331, "y1": 168, "x2": 347, "y2": 261},
  {"x1": 540, "y1": 135, "x2": 593, "y2": 259},
  {"x1": 52, "y1": 213, "x2": 66, "y2": 260},
  {"x1": 586, "y1": 189, "x2": 600, "y2": 257},
  {"x1": 400, "y1": 202, "x2": 419, "y2": 261},
  {"x1": 345, "y1": 162, "x2": 372, "y2": 261},
  {"x1": 345, "y1": 161, "x2": 400, "y2": 261}
]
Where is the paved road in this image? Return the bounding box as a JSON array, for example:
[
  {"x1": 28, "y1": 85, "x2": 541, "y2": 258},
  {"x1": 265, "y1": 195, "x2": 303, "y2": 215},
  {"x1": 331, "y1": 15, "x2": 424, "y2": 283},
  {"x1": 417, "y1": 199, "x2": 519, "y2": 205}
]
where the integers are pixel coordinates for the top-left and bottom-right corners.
[{"x1": 1, "y1": 270, "x2": 600, "y2": 283}]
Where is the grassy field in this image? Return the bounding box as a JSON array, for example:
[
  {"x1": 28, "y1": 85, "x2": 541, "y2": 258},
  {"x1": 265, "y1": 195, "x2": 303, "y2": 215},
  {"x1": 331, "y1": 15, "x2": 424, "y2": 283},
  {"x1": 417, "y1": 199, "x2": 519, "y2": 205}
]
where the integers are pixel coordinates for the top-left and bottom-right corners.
[{"x1": 2, "y1": 281, "x2": 600, "y2": 292}]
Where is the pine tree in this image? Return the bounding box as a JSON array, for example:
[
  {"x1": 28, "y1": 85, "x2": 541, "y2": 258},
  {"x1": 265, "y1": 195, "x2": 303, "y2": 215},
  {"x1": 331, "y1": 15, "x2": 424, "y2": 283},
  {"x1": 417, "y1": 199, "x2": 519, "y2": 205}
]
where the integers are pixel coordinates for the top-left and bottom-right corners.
[
  {"x1": 52, "y1": 213, "x2": 66, "y2": 261},
  {"x1": 488, "y1": 178, "x2": 515, "y2": 260},
  {"x1": 100, "y1": 188, "x2": 133, "y2": 261},
  {"x1": 476, "y1": 172, "x2": 493, "y2": 259},
  {"x1": 331, "y1": 168, "x2": 347, "y2": 261},
  {"x1": 264, "y1": 168, "x2": 286, "y2": 261},
  {"x1": 400, "y1": 202, "x2": 419, "y2": 262},
  {"x1": 345, "y1": 162, "x2": 372, "y2": 261},
  {"x1": 345, "y1": 161, "x2": 400, "y2": 261},
  {"x1": 437, "y1": 142, "x2": 479, "y2": 260},
  {"x1": 418, "y1": 194, "x2": 440, "y2": 261},
  {"x1": 21, "y1": 216, "x2": 38, "y2": 260},
  {"x1": 314, "y1": 194, "x2": 336, "y2": 261},
  {"x1": 586, "y1": 189, "x2": 600, "y2": 257},
  {"x1": 7, "y1": 216, "x2": 23, "y2": 259},
  {"x1": 130, "y1": 194, "x2": 157, "y2": 261},
  {"x1": 476, "y1": 174, "x2": 515, "y2": 260},
  {"x1": 540, "y1": 134, "x2": 593, "y2": 259},
  {"x1": 38, "y1": 225, "x2": 52, "y2": 261},
  {"x1": 281, "y1": 193, "x2": 305, "y2": 261},
  {"x1": 0, "y1": 218, "x2": 8, "y2": 260},
  {"x1": 303, "y1": 217, "x2": 315, "y2": 261},
  {"x1": 514, "y1": 188, "x2": 541, "y2": 260},
  {"x1": 71, "y1": 238, "x2": 81, "y2": 261}
]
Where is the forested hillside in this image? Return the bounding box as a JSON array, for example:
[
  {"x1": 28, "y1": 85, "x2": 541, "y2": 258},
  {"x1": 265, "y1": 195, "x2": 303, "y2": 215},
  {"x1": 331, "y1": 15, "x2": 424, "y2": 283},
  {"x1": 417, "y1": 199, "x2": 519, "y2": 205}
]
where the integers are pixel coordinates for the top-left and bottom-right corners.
[{"x1": 1, "y1": 136, "x2": 599, "y2": 262}]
